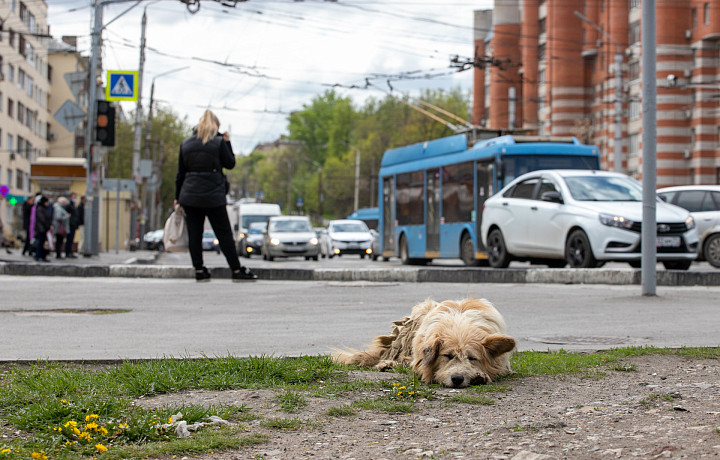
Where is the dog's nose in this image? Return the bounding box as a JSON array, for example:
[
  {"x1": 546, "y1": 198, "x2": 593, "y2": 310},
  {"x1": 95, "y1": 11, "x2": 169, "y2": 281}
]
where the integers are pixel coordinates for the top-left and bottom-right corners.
[{"x1": 451, "y1": 375, "x2": 465, "y2": 386}]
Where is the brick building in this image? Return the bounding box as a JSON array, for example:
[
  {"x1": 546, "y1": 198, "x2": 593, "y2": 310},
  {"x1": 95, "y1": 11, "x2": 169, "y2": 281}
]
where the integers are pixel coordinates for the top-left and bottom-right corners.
[{"x1": 473, "y1": 0, "x2": 720, "y2": 186}]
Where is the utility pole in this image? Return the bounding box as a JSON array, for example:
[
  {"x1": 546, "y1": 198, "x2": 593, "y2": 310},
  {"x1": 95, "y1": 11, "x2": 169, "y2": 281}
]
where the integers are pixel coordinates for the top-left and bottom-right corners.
[
  {"x1": 641, "y1": 0, "x2": 657, "y2": 295},
  {"x1": 353, "y1": 147, "x2": 360, "y2": 212},
  {"x1": 132, "y1": 9, "x2": 147, "y2": 247}
]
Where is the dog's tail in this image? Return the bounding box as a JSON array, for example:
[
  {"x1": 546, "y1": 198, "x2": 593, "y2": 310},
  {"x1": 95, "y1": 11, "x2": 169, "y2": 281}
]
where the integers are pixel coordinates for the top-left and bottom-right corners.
[{"x1": 332, "y1": 334, "x2": 395, "y2": 367}]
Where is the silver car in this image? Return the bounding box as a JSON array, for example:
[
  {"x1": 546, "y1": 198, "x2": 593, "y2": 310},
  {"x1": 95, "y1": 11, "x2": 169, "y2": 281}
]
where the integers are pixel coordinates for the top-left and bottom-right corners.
[
  {"x1": 657, "y1": 185, "x2": 720, "y2": 268},
  {"x1": 262, "y1": 216, "x2": 319, "y2": 261}
]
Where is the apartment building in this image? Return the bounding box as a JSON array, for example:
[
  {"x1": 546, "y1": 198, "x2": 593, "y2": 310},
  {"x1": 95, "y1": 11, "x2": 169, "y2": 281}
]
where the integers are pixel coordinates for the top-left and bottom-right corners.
[
  {"x1": 473, "y1": 0, "x2": 720, "y2": 186},
  {"x1": 0, "y1": 0, "x2": 50, "y2": 231}
]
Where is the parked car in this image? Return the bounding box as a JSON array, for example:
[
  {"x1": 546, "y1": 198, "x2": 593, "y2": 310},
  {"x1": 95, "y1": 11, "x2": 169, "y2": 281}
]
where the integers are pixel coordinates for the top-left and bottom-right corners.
[
  {"x1": 315, "y1": 227, "x2": 332, "y2": 258},
  {"x1": 239, "y1": 222, "x2": 267, "y2": 258},
  {"x1": 262, "y1": 216, "x2": 319, "y2": 261},
  {"x1": 327, "y1": 219, "x2": 374, "y2": 258},
  {"x1": 142, "y1": 229, "x2": 164, "y2": 251},
  {"x1": 201, "y1": 230, "x2": 220, "y2": 253},
  {"x1": 657, "y1": 185, "x2": 720, "y2": 268},
  {"x1": 480, "y1": 169, "x2": 699, "y2": 270}
]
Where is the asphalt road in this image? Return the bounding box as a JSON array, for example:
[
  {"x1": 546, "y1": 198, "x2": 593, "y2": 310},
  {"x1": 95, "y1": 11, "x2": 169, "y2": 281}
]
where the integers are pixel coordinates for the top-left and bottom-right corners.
[{"x1": 1, "y1": 276, "x2": 718, "y2": 361}]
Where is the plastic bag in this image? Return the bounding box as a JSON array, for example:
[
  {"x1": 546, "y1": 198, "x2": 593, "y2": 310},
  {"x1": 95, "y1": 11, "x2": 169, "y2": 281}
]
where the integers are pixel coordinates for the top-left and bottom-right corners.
[{"x1": 163, "y1": 206, "x2": 188, "y2": 253}]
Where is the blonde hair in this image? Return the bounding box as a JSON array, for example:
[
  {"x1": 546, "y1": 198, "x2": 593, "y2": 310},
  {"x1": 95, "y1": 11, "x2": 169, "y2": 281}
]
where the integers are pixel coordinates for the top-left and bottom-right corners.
[{"x1": 196, "y1": 109, "x2": 220, "y2": 144}]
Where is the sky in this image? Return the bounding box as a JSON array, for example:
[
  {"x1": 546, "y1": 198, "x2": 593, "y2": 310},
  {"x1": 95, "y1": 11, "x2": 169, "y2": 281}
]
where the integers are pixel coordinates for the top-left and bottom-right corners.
[{"x1": 47, "y1": 0, "x2": 493, "y2": 154}]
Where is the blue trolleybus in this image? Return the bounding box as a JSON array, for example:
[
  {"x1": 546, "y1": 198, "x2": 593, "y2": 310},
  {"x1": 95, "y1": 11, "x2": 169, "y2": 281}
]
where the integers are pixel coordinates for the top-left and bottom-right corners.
[{"x1": 378, "y1": 133, "x2": 600, "y2": 265}]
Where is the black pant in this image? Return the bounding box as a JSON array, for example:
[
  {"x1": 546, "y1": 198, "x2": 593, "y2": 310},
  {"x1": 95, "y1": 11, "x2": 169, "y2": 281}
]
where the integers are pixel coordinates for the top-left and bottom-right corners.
[{"x1": 183, "y1": 205, "x2": 241, "y2": 271}]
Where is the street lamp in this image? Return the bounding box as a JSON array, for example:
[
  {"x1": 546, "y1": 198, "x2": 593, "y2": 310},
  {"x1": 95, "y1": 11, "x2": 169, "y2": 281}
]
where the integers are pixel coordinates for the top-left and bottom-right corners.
[{"x1": 574, "y1": 11, "x2": 624, "y2": 173}]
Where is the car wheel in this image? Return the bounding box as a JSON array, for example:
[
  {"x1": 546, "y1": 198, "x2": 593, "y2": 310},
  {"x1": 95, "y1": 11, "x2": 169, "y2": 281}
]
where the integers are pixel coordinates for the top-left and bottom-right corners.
[
  {"x1": 460, "y1": 233, "x2": 479, "y2": 267},
  {"x1": 360, "y1": 253, "x2": 365, "y2": 259},
  {"x1": 703, "y1": 233, "x2": 720, "y2": 268},
  {"x1": 399, "y1": 235, "x2": 411, "y2": 265},
  {"x1": 266, "y1": 254, "x2": 274, "y2": 261},
  {"x1": 157, "y1": 242, "x2": 164, "y2": 252},
  {"x1": 565, "y1": 229, "x2": 598, "y2": 268},
  {"x1": 662, "y1": 260, "x2": 692, "y2": 270},
  {"x1": 312, "y1": 255, "x2": 319, "y2": 261},
  {"x1": 487, "y1": 229, "x2": 511, "y2": 269}
]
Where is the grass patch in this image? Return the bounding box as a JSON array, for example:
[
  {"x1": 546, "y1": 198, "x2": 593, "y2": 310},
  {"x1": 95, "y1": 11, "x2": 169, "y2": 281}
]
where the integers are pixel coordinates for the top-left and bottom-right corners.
[
  {"x1": 259, "y1": 417, "x2": 304, "y2": 430},
  {"x1": 326, "y1": 405, "x2": 355, "y2": 417},
  {"x1": 0, "y1": 347, "x2": 717, "y2": 458}
]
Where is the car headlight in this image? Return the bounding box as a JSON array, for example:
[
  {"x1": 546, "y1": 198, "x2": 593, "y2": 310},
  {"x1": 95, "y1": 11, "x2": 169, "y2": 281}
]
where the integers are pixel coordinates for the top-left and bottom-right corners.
[
  {"x1": 238, "y1": 232, "x2": 245, "y2": 240},
  {"x1": 213, "y1": 238, "x2": 219, "y2": 245},
  {"x1": 309, "y1": 237, "x2": 318, "y2": 245},
  {"x1": 270, "y1": 238, "x2": 280, "y2": 246},
  {"x1": 599, "y1": 213, "x2": 635, "y2": 230},
  {"x1": 685, "y1": 216, "x2": 695, "y2": 230}
]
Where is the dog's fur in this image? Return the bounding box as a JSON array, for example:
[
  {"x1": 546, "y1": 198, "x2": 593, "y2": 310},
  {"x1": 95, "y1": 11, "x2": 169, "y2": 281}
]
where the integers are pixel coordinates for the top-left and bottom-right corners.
[{"x1": 334, "y1": 298, "x2": 516, "y2": 388}]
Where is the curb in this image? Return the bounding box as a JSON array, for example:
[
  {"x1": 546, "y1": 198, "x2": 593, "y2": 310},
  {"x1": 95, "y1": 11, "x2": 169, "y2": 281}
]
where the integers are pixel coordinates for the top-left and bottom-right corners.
[{"x1": 1, "y1": 260, "x2": 719, "y2": 285}]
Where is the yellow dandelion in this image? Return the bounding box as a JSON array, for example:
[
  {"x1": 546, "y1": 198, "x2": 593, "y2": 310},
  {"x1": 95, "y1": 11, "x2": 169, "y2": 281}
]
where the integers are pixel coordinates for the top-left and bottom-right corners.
[
  {"x1": 72, "y1": 427, "x2": 81, "y2": 435},
  {"x1": 86, "y1": 422, "x2": 99, "y2": 431},
  {"x1": 30, "y1": 452, "x2": 48, "y2": 460},
  {"x1": 60, "y1": 399, "x2": 68, "y2": 404},
  {"x1": 99, "y1": 427, "x2": 108, "y2": 435},
  {"x1": 118, "y1": 423, "x2": 128, "y2": 429},
  {"x1": 63, "y1": 420, "x2": 77, "y2": 428},
  {"x1": 95, "y1": 443, "x2": 108, "y2": 453},
  {"x1": 85, "y1": 414, "x2": 99, "y2": 422},
  {"x1": 398, "y1": 386, "x2": 406, "y2": 390},
  {"x1": 79, "y1": 432, "x2": 92, "y2": 442},
  {"x1": 0, "y1": 448, "x2": 10, "y2": 454}
]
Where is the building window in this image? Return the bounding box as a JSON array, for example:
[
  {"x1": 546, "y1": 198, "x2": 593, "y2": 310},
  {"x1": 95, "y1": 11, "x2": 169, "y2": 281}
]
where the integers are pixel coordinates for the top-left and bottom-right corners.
[
  {"x1": 7, "y1": 64, "x2": 13, "y2": 83},
  {"x1": 630, "y1": 0, "x2": 640, "y2": 9},
  {"x1": 628, "y1": 61, "x2": 640, "y2": 81},
  {"x1": 538, "y1": 68, "x2": 546, "y2": 83},
  {"x1": 629, "y1": 21, "x2": 640, "y2": 44},
  {"x1": 629, "y1": 100, "x2": 641, "y2": 120},
  {"x1": 692, "y1": 8, "x2": 698, "y2": 28},
  {"x1": 7, "y1": 99, "x2": 13, "y2": 118},
  {"x1": 538, "y1": 43, "x2": 546, "y2": 61},
  {"x1": 17, "y1": 102, "x2": 24, "y2": 124},
  {"x1": 9, "y1": 29, "x2": 15, "y2": 48},
  {"x1": 15, "y1": 170, "x2": 23, "y2": 190},
  {"x1": 704, "y1": 3, "x2": 710, "y2": 25},
  {"x1": 6, "y1": 169, "x2": 12, "y2": 188},
  {"x1": 538, "y1": 17, "x2": 546, "y2": 35}
]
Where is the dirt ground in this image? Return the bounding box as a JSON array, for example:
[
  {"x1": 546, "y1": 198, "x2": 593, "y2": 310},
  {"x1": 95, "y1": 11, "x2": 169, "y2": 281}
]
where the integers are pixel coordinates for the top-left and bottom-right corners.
[{"x1": 139, "y1": 354, "x2": 720, "y2": 460}]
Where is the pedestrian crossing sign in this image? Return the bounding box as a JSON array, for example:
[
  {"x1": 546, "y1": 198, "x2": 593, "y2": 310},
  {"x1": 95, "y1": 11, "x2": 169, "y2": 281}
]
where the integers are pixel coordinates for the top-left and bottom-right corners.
[{"x1": 106, "y1": 70, "x2": 139, "y2": 101}]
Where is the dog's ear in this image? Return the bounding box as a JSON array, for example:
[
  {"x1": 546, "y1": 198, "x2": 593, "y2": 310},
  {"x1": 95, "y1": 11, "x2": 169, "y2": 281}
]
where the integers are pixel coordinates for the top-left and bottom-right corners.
[
  {"x1": 413, "y1": 338, "x2": 441, "y2": 384},
  {"x1": 422, "y1": 339, "x2": 441, "y2": 366},
  {"x1": 481, "y1": 334, "x2": 516, "y2": 357}
]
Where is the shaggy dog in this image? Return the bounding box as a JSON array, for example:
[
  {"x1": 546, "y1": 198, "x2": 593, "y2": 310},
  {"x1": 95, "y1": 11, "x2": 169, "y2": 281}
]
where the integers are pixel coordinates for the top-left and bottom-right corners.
[{"x1": 334, "y1": 298, "x2": 515, "y2": 388}]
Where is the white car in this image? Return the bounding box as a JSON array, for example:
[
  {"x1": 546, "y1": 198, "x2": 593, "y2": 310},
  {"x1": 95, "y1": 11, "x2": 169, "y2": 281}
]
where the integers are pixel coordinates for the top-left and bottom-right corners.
[
  {"x1": 327, "y1": 219, "x2": 374, "y2": 258},
  {"x1": 657, "y1": 185, "x2": 720, "y2": 268},
  {"x1": 480, "y1": 170, "x2": 699, "y2": 270}
]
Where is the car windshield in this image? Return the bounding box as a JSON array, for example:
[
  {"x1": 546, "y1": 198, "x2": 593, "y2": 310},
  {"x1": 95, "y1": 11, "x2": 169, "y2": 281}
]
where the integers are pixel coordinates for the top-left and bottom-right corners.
[
  {"x1": 564, "y1": 175, "x2": 643, "y2": 202},
  {"x1": 332, "y1": 222, "x2": 368, "y2": 233},
  {"x1": 270, "y1": 220, "x2": 312, "y2": 232},
  {"x1": 202, "y1": 231, "x2": 215, "y2": 238},
  {"x1": 249, "y1": 225, "x2": 265, "y2": 234}
]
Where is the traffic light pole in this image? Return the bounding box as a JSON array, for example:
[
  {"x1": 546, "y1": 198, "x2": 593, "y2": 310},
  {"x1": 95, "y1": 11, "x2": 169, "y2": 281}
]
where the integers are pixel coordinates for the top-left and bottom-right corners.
[{"x1": 83, "y1": 1, "x2": 104, "y2": 256}]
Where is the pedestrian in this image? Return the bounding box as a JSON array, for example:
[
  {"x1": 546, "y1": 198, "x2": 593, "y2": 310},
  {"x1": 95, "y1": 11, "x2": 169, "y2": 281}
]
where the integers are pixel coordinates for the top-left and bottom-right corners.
[
  {"x1": 0, "y1": 218, "x2": 11, "y2": 254},
  {"x1": 174, "y1": 109, "x2": 257, "y2": 282},
  {"x1": 33, "y1": 195, "x2": 53, "y2": 262},
  {"x1": 21, "y1": 195, "x2": 35, "y2": 256},
  {"x1": 52, "y1": 197, "x2": 70, "y2": 259},
  {"x1": 64, "y1": 193, "x2": 79, "y2": 258},
  {"x1": 75, "y1": 195, "x2": 85, "y2": 252}
]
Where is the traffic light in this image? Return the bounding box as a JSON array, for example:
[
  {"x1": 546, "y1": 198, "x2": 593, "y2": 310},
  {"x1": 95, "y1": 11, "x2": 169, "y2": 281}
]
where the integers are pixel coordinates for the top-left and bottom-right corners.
[{"x1": 95, "y1": 100, "x2": 116, "y2": 146}]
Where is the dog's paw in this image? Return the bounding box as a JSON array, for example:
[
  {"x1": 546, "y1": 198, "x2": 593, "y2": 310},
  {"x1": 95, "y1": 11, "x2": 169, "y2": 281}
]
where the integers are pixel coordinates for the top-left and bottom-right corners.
[{"x1": 375, "y1": 360, "x2": 397, "y2": 372}]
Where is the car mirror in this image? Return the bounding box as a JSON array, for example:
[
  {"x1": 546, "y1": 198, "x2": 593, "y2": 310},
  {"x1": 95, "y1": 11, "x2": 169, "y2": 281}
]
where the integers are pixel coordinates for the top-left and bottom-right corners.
[{"x1": 540, "y1": 190, "x2": 563, "y2": 204}]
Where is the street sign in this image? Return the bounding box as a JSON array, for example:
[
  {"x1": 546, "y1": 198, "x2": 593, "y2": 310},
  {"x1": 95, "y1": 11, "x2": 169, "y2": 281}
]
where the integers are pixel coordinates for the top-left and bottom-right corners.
[
  {"x1": 106, "y1": 71, "x2": 138, "y2": 101},
  {"x1": 63, "y1": 71, "x2": 88, "y2": 101},
  {"x1": 54, "y1": 100, "x2": 86, "y2": 132},
  {"x1": 102, "y1": 178, "x2": 136, "y2": 192}
]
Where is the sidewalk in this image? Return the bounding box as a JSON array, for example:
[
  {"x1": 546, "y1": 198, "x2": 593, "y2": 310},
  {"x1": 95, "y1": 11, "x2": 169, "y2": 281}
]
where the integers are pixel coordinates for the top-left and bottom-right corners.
[{"x1": 2, "y1": 247, "x2": 720, "y2": 285}]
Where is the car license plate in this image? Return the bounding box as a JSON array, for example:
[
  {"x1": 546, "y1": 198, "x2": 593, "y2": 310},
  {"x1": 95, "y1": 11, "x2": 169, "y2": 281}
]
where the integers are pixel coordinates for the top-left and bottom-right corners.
[{"x1": 657, "y1": 236, "x2": 681, "y2": 248}]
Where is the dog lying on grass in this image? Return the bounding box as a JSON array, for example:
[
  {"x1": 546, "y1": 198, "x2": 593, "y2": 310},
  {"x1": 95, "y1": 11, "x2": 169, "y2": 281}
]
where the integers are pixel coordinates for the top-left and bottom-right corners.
[{"x1": 334, "y1": 298, "x2": 516, "y2": 388}]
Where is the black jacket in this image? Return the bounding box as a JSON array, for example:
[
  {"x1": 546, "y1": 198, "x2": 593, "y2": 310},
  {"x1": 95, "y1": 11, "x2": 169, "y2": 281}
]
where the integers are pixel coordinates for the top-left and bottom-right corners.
[
  {"x1": 175, "y1": 133, "x2": 235, "y2": 208},
  {"x1": 34, "y1": 202, "x2": 52, "y2": 235}
]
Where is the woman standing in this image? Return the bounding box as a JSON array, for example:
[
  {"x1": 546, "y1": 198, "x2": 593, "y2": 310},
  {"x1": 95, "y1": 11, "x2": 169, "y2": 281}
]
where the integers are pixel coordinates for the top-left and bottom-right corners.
[
  {"x1": 52, "y1": 197, "x2": 70, "y2": 259},
  {"x1": 33, "y1": 196, "x2": 52, "y2": 262},
  {"x1": 175, "y1": 109, "x2": 257, "y2": 282}
]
